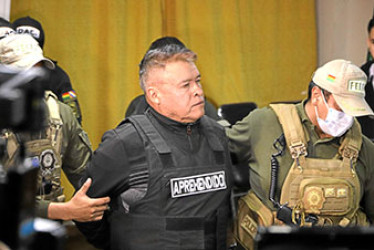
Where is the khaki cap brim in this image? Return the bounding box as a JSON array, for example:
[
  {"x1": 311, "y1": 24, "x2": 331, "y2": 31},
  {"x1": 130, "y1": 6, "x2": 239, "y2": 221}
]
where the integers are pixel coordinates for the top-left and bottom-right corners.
[
  {"x1": 10, "y1": 53, "x2": 55, "y2": 70},
  {"x1": 333, "y1": 93, "x2": 374, "y2": 117}
]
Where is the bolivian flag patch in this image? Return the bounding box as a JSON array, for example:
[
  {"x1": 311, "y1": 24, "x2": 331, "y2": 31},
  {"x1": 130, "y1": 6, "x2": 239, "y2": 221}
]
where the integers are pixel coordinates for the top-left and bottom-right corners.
[
  {"x1": 327, "y1": 74, "x2": 336, "y2": 82},
  {"x1": 62, "y1": 91, "x2": 77, "y2": 101}
]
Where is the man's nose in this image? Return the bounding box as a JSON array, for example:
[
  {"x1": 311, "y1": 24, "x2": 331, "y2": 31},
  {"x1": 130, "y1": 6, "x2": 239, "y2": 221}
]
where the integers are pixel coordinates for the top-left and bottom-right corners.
[{"x1": 192, "y1": 82, "x2": 204, "y2": 96}]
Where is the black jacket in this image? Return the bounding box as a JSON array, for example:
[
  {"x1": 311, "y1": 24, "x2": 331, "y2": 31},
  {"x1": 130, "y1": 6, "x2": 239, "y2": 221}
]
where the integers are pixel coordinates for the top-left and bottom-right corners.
[
  {"x1": 358, "y1": 61, "x2": 374, "y2": 139},
  {"x1": 75, "y1": 107, "x2": 232, "y2": 250}
]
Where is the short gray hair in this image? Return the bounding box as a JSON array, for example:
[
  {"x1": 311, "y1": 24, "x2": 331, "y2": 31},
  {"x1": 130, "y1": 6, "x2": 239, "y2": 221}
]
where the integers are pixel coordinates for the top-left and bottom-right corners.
[{"x1": 139, "y1": 44, "x2": 197, "y2": 91}]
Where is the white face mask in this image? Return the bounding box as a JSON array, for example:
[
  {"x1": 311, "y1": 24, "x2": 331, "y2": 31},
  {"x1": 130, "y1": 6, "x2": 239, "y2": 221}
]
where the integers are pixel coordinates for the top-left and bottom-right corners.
[{"x1": 315, "y1": 94, "x2": 354, "y2": 137}]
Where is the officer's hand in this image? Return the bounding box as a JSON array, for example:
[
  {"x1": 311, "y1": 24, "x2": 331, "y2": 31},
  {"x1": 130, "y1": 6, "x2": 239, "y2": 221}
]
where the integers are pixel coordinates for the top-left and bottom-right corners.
[
  {"x1": 67, "y1": 178, "x2": 111, "y2": 222},
  {"x1": 48, "y1": 178, "x2": 110, "y2": 222}
]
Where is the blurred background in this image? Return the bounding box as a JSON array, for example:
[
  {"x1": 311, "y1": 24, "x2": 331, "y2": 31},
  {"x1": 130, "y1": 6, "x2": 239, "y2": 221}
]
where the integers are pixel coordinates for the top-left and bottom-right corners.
[{"x1": 0, "y1": 0, "x2": 373, "y2": 198}]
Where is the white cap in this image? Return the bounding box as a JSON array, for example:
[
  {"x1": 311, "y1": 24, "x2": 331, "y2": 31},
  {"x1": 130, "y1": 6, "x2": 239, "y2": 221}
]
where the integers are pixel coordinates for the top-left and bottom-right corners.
[
  {"x1": 0, "y1": 33, "x2": 54, "y2": 71},
  {"x1": 312, "y1": 59, "x2": 373, "y2": 117}
]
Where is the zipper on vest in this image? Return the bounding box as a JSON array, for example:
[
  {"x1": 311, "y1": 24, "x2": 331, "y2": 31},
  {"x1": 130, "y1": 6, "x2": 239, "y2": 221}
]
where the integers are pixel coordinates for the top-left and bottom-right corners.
[
  {"x1": 187, "y1": 125, "x2": 193, "y2": 150},
  {"x1": 187, "y1": 125, "x2": 192, "y2": 135}
]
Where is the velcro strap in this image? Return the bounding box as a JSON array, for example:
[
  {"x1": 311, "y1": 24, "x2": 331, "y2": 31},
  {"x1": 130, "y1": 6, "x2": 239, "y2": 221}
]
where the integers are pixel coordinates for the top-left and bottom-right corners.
[{"x1": 166, "y1": 217, "x2": 216, "y2": 234}]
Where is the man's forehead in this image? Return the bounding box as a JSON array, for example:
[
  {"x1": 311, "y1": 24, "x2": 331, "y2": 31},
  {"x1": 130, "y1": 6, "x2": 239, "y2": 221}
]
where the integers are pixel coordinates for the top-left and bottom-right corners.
[
  {"x1": 167, "y1": 61, "x2": 199, "y2": 80},
  {"x1": 145, "y1": 60, "x2": 198, "y2": 86}
]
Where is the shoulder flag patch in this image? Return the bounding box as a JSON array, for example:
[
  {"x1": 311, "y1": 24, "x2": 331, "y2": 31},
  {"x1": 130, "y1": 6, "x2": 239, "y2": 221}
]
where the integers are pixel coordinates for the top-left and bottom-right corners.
[
  {"x1": 170, "y1": 171, "x2": 227, "y2": 198},
  {"x1": 62, "y1": 91, "x2": 77, "y2": 101}
]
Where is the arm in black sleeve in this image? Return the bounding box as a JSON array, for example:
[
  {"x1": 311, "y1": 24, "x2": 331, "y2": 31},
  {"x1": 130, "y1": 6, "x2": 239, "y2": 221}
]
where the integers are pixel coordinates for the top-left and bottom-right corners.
[{"x1": 74, "y1": 124, "x2": 137, "y2": 248}]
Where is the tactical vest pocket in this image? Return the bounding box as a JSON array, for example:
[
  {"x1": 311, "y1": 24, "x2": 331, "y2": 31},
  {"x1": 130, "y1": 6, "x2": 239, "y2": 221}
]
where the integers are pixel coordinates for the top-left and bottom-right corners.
[
  {"x1": 79, "y1": 130, "x2": 92, "y2": 149},
  {"x1": 235, "y1": 191, "x2": 273, "y2": 250},
  {"x1": 298, "y1": 178, "x2": 355, "y2": 216}
]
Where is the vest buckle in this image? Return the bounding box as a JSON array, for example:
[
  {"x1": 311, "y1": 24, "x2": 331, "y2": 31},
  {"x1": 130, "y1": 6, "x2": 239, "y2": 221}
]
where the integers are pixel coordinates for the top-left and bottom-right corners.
[
  {"x1": 342, "y1": 145, "x2": 358, "y2": 160},
  {"x1": 289, "y1": 141, "x2": 307, "y2": 159}
]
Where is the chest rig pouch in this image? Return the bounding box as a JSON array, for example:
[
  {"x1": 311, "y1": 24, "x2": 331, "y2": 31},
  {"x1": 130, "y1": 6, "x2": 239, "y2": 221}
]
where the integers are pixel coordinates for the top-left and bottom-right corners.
[
  {"x1": 270, "y1": 104, "x2": 367, "y2": 227},
  {"x1": 4, "y1": 91, "x2": 64, "y2": 202}
]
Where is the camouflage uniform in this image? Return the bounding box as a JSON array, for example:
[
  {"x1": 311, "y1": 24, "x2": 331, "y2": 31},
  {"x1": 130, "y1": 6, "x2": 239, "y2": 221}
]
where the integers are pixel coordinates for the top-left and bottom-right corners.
[
  {"x1": 3, "y1": 91, "x2": 91, "y2": 218},
  {"x1": 227, "y1": 101, "x2": 374, "y2": 249}
]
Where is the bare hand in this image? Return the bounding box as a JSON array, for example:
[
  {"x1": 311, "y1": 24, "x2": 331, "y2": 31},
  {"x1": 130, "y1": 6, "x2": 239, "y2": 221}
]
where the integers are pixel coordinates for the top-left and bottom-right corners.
[
  {"x1": 67, "y1": 178, "x2": 111, "y2": 222},
  {"x1": 48, "y1": 178, "x2": 111, "y2": 222}
]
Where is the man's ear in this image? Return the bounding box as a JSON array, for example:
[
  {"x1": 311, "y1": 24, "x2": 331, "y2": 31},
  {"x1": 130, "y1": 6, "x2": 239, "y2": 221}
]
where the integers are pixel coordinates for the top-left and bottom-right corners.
[
  {"x1": 146, "y1": 86, "x2": 161, "y2": 105},
  {"x1": 311, "y1": 86, "x2": 321, "y2": 106}
]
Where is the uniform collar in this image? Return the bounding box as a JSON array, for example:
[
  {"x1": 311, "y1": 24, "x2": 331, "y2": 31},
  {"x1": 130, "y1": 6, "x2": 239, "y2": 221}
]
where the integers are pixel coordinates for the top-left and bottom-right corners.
[{"x1": 146, "y1": 106, "x2": 201, "y2": 134}]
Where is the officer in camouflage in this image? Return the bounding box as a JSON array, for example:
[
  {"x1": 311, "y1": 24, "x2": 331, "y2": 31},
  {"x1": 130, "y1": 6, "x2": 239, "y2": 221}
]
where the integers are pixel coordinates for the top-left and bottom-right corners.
[
  {"x1": 0, "y1": 34, "x2": 109, "y2": 221},
  {"x1": 12, "y1": 16, "x2": 83, "y2": 124},
  {"x1": 226, "y1": 59, "x2": 374, "y2": 249}
]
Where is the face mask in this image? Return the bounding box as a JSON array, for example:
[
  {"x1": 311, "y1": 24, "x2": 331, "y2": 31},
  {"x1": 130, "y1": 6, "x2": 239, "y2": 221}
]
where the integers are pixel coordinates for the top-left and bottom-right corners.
[{"x1": 314, "y1": 94, "x2": 354, "y2": 137}]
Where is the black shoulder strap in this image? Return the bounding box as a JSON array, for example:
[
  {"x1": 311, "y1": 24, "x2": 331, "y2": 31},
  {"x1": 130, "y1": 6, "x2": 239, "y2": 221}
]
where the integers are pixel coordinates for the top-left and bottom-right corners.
[
  {"x1": 200, "y1": 116, "x2": 226, "y2": 165},
  {"x1": 200, "y1": 116, "x2": 224, "y2": 152},
  {"x1": 126, "y1": 115, "x2": 171, "y2": 155}
]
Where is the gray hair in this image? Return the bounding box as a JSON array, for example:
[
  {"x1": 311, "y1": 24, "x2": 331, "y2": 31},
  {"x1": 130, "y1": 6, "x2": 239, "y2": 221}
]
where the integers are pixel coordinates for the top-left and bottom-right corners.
[{"x1": 139, "y1": 44, "x2": 197, "y2": 91}]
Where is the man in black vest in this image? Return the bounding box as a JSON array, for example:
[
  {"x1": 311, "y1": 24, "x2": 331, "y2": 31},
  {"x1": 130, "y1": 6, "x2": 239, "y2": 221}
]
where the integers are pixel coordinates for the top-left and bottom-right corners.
[{"x1": 75, "y1": 42, "x2": 232, "y2": 249}]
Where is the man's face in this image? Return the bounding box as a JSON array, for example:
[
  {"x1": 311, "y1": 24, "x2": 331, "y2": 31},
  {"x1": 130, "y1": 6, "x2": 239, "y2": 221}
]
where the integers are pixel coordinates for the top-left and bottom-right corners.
[
  {"x1": 312, "y1": 87, "x2": 347, "y2": 138},
  {"x1": 147, "y1": 60, "x2": 205, "y2": 123},
  {"x1": 367, "y1": 27, "x2": 374, "y2": 58},
  {"x1": 315, "y1": 89, "x2": 343, "y2": 121}
]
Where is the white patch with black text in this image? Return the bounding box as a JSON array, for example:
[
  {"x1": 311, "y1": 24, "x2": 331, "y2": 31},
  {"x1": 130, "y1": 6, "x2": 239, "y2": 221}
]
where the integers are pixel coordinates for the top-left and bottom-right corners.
[
  {"x1": 170, "y1": 171, "x2": 227, "y2": 198},
  {"x1": 16, "y1": 25, "x2": 41, "y2": 39},
  {"x1": 348, "y1": 80, "x2": 365, "y2": 94}
]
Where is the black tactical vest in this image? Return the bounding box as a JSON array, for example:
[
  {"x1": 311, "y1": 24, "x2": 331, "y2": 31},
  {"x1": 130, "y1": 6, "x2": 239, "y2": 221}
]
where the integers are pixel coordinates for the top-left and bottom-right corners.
[{"x1": 109, "y1": 115, "x2": 231, "y2": 250}]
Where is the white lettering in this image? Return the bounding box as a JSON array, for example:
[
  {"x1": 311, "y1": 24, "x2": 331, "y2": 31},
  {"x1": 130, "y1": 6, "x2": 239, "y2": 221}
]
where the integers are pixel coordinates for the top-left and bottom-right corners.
[
  {"x1": 189, "y1": 179, "x2": 196, "y2": 192},
  {"x1": 219, "y1": 175, "x2": 225, "y2": 187},
  {"x1": 213, "y1": 175, "x2": 220, "y2": 188},
  {"x1": 348, "y1": 80, "x2": 365, "y2": 94},
  {"x1": 173, "y1": 182, "x2": 180, "y2": 196},
  {"x1": 184, "y1": 180, "x2": 189, "y2": 193},
  {"x1": 16, "y1": 26, "x2": 41, "y2": 39},
  {"x1": 205, "y1": 176, "x2": 212, "y2": 189},
  {"x1": 197, "y1": 177, "x2": 204, "y2": 191},
  {"x1": 170, "y1": 171, "x2": 227, "y2": 198},
  {"x1": 179, "y1": 180, "x2": 185, "y2": 191}
]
